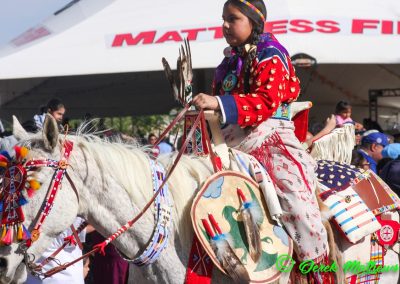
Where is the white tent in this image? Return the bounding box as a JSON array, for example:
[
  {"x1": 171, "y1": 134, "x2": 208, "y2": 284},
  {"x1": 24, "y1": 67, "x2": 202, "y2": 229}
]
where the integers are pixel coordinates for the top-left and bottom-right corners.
[{"x1": 0, "y1": 0, "x2": 399, "y2": 126}]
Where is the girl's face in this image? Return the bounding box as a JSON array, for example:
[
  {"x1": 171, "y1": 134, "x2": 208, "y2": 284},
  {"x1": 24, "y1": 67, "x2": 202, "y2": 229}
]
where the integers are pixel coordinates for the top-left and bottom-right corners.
[
  {"x1": 50, "y1": 106, "x2": 65, "y2": 123},
  {"x1": 222, "y1": 4, "x2": 253, "y2": 47},
  {"x1": 338, "y1": 108, "x2": 352, "y2": 119}
]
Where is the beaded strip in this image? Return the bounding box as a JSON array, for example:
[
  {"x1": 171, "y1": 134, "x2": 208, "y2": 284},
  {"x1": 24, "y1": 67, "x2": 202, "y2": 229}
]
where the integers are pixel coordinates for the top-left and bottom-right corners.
[{"x1": 132, "y1": 159, "x2": 172, "y2": 265}]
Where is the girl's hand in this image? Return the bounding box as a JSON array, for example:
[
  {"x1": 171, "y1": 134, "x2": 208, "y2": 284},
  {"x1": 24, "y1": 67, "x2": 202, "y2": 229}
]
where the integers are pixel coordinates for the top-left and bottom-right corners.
[
  {"x1": 192, "y1": 93, "x2": 220, "y2": 110},
  {"x1": 325, "y1": 114, "x2": 337, "y2": 131}
]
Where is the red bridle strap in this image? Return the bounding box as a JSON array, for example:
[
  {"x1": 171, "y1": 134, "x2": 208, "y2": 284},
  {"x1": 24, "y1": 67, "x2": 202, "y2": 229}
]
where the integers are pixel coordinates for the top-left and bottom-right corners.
[{"x1": 24, "y1": 140, "x2": 74, "y2": 247}]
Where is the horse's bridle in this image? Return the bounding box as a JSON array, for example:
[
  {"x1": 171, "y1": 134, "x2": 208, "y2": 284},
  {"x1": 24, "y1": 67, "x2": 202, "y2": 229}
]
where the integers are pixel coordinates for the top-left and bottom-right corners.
[{"x1": 16, "y1": 140, "x2": 80, "y2": 276}]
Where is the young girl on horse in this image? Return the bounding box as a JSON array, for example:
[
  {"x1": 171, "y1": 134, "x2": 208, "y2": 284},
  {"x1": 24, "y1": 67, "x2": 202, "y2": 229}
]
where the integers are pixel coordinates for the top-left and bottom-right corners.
[{"x1": 192, "y1": 0, "x2": 330, "y2": 281}]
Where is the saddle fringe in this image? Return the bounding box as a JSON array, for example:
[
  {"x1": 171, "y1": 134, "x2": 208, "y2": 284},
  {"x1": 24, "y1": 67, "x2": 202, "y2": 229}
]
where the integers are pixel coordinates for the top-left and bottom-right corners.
[{"x1": 310, "y1": 124, "x2": 355, "y2": 164}]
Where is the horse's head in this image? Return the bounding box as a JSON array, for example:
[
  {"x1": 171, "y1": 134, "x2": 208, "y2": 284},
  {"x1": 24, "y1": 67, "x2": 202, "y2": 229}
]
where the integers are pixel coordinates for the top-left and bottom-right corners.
[{"x1": 0, "y1": 115, "x2": 79, "y2": 283}]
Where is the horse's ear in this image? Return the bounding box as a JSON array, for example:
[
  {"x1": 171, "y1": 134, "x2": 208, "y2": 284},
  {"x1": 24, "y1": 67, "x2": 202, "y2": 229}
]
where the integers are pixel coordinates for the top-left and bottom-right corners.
[
  {"x1": 13, "y1": 115, "x2": 29, "y2": 140},
  {"x1": 42, "y1": 114, "x2": 59, "y2": 150}
]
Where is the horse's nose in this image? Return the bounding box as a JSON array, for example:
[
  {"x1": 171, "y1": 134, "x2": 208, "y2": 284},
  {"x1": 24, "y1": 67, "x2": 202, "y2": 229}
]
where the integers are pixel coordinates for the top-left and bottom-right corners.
[{"x1": 0, "y1": 257, "x2": 7, "y2": 269}]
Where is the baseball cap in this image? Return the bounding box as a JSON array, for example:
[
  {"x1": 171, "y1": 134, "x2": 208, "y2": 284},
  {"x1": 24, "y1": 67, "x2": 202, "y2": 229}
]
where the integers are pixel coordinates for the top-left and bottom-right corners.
[
  {"x1": 361, "y1": 130, "x2": 389, "y2": 147},
  {"x1": 382, "y1": 143, "x2": 400, "y2": 159}
]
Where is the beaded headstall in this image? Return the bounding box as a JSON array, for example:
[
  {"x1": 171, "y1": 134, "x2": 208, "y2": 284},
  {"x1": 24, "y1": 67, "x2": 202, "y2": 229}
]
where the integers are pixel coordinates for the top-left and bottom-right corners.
[{"x1": 0, "y1": 146, "x2": 39, "y2": 245}]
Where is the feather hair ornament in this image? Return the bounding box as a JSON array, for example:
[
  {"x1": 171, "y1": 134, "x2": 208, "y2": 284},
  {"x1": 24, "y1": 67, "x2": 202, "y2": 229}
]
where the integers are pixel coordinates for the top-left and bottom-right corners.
[
  {"x1": 161, "y1": 38, "x2": 193, "y2": 107},
  {"x1": 237, "y1": 187, "x2": 262, "y2": 263},
  {"x1": 202, "y1": 215, "x2": 250, "y2": 284}
]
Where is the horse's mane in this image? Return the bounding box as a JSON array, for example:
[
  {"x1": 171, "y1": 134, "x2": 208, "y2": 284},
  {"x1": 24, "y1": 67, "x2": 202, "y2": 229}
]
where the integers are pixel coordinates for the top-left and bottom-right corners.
[
  {"x1": 19, "y1": 120, "x2": 214, "y2": 246},
  {"x1": 68, "y1": 129, "x2": 214, "y2": 245}
]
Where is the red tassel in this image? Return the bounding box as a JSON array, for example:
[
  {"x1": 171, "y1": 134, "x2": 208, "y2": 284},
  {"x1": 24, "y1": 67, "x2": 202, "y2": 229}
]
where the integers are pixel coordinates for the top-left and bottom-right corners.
[
  {"x1": 208, "y1": 213, "x2": 222, "y2": 235},
  {"x1": 2, "y1": 227, "x2": 14, "y2": 245},
  {"x1": 14, "y1": 146, "x2": 28, "y2": 162},
  {"x1": 26, "y1": 188, "x2": 35, "y2": 198},
  {"x1": 14, "y1": 146, "x2": 21, "y2": 161},
  {"x1": 237, "y1": 187, "x2": 247, "y2": 202},
  {"x1": 201, "y1": 219, "x2": 215, "y2": 238},
  {"x1": 213, "y1": 156, "x2": 222, "y2": 172},
  {"x1": 94, "y1": 242, "x2": 107, "y2": 256},
  {"x1": 63, "y1": 235, "x2": 77, "y2": 246}
]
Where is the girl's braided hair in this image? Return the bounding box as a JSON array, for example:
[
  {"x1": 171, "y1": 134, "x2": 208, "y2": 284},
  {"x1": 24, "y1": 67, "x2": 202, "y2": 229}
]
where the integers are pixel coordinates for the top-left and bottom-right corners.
[{"x1": 224, "y1": 0, "x2": 267, "y2": 93}]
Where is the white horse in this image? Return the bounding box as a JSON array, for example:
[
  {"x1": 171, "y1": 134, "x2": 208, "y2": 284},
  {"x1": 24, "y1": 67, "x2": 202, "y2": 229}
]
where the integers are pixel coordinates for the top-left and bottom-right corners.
[{"x1": 0, "y1": 115, "x2": 398, "y2": 284}]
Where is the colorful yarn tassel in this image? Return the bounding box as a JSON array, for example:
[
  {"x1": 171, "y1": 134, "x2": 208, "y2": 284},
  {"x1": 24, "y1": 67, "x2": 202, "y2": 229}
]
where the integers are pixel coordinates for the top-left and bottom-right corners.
[
  {"x1": 17, "y1": 225, "x2": 23, "y2": 241},
  {"x1": 2, "y1": 227, "x2": 14, "y2": 246},
  {"x1": 18, "y1": 196, "x2": 28, "y2": 206},
  {"x1": 0, "y1": 225, "x2": 6, "y2": 240},
  {"x1": 14, "y1": 146, "x2": 28, "y2": 162},
  {"x1": 22, "y1": 225, "x2": 31, "y2": 240},
  {"x1": 0, "y1": 154, "x2": 9, "y2": 168},
  {"x1": 0, "y1": 151, "x2": 11, "y2": 161},
  {"x1": 29, "y1": 180, "x2": 41, "y2": 190}
]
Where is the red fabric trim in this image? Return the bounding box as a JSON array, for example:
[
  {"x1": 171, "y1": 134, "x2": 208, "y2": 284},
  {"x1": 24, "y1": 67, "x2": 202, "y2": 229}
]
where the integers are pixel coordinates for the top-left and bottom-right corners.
[
  {"x1": 185, "y1": 236, "x2": 213, "y2": 284},
  {"x1": 293, "y1": 109, "x2": 309, "y2": 143}
]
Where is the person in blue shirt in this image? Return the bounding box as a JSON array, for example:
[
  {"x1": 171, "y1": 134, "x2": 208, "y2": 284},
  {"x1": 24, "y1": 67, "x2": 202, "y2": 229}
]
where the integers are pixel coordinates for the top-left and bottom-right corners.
[{"x1": 357, "y1": 130, "x2": 389, "y2": 173}]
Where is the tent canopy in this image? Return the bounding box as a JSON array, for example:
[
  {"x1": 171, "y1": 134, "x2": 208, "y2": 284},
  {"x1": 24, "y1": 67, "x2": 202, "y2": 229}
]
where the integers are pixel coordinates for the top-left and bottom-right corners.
[{"x1": 0, "y1": 0, "x2": 399, "y2": 126}]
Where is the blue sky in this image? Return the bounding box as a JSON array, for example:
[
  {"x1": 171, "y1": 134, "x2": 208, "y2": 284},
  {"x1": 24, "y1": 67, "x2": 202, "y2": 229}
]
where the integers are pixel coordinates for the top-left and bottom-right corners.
[{"x1": 0, "y1": 0, "x2": 70, "y2": 45}]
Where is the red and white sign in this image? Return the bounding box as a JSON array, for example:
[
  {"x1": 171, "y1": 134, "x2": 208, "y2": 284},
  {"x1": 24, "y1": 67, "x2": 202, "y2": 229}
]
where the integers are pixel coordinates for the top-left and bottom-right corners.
[{"x1": 109, "y1": 18, "x2": 400, "y2": 48}]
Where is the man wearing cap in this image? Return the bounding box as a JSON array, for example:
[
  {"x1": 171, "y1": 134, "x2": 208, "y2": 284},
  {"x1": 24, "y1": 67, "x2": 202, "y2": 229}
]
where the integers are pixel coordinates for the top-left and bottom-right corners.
[{"x1": 357, "y1": 130, "x2": 390, "y2": 173}]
